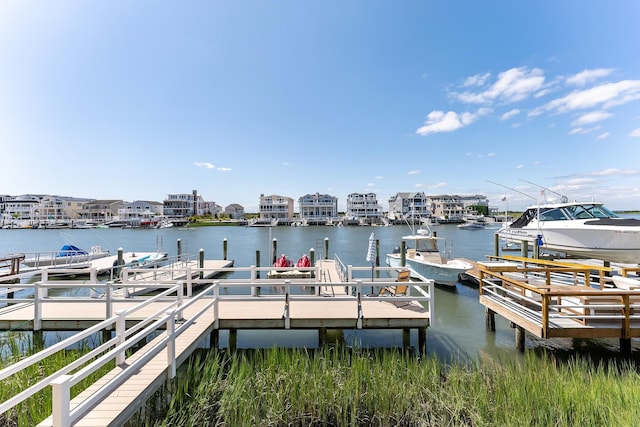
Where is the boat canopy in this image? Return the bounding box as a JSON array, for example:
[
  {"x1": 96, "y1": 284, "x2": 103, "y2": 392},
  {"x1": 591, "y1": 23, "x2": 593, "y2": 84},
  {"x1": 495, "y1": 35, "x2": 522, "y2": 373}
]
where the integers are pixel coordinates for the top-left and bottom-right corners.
[
  {"x1": 402, "y1": 235, "x2": 439, "y2": 252},
  {"x1": 57, "y1": 245, "x2": 88, "y2": 257},
  {"x1": 510, "y1": 203, "x2": 622, "y2": 228}
]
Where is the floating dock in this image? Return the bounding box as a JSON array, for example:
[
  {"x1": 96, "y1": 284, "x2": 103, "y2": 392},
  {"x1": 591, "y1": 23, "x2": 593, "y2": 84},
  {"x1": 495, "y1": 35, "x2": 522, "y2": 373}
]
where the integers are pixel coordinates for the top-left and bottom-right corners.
[{"x1": 0, "y1": 259, "x2": 432, "y2": 427}]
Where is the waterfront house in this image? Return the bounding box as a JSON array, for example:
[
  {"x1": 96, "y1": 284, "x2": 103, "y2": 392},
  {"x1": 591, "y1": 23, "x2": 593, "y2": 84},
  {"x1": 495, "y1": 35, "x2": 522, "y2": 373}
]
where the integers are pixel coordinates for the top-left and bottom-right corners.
[
  {"x1": 388, "y1": 192, "x2": 432, "y2": 222},
  {"x1": 224, "y1": 203, "x2": 245, "y2": 219},
  {"x1": 259, "y1": 194, "x2": 294, "y2": 221},
  {"x1": 81, "y1": 200, "x2": 125, "y2": 222},
  {"x1": 346, "y1": 193, "x2": 383, "y2": 224},
  {"x1": 298, "y1": 193, "x2": 338, "y2": 221}
]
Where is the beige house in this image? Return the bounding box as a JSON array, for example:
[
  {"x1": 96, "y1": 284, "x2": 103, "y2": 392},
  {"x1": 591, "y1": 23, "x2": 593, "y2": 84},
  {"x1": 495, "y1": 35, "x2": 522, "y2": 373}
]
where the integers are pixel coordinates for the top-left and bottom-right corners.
[{"x1": 259, "y1": 194, "x2": 294, "y2": 220}]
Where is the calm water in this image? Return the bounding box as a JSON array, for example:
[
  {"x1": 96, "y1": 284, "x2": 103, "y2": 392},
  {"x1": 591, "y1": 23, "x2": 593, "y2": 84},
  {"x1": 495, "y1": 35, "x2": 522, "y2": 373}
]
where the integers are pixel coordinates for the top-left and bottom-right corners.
[{"x1": 2, "y1": 221, "x2": 638, "y2": 362}]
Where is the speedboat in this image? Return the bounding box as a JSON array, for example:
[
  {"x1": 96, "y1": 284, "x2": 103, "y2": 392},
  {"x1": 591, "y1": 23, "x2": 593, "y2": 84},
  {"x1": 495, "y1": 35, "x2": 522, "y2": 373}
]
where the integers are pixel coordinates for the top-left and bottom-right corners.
[
  {"x1": 497, "y1": 201, "x2": 640, "y2": 264},
  {"x1": 457, "y1": 221, "x2": 484, "y2": 230},
  {"x1": 22, "y1": 245, "x2": 111, "y2": 268},
  {"x1": 386, "y1": 227, "x2": 473, "y2": 286}
]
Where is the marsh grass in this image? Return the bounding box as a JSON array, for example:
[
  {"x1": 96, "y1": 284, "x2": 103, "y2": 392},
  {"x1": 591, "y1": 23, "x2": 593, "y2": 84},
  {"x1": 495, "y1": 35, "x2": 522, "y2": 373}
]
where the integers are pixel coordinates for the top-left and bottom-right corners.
[
  {"x1": 155, "y1": 348, "x2": 640, "y2": 427},
  {"x1": 0, "y1": 332, "x2": 117, "y2": 426}
]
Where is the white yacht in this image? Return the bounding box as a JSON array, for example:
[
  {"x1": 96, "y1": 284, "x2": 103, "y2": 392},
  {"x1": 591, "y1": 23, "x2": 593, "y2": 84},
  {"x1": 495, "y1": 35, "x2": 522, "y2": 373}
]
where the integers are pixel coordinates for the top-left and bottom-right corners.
[{"x1": 497, "y1": 201, "x2": 640, "y2": 264}]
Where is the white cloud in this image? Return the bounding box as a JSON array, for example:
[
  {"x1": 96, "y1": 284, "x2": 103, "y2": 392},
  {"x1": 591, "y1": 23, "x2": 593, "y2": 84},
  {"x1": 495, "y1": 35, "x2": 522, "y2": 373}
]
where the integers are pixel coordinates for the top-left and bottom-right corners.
[
  {"x1": 596, "y1": 132, "x2": 609, "y2": 140},
  {"x1": 565, "y1": 68, "x2": 614, "y2": 86},
  {"x1": 416, "y1": 108, "x2": 490, "y2": 135},
  {"x1": 217, "y1": 167, "x2": 232, "y2": 171},
  {"x1": 408, "y1": 170, "x2": 420, "y2": 175},
  {"x1": 462, "y1": 72, "x2": 491, "y2": 87},
  {"x1": 194, "y1": 162, "x2": 215, "y2": 169},
  {"x1": 630, "y1": 128, "x2": 640, "y2": 137},
  {"x1": 427, "y1": 182, "x2": 447, "y2": 189},
  {"x1": 453, "y1": 67, "x2": 545, "y2": 104},
  {"x1": 571, "y1": 110, "x2": 613, "y2": 127},
  {"x1": 500, "y1": 109, "x2": 520, "y2": 120},
  {"x1": 542, "y1": 80, "x2": 640, "y2": 114}
]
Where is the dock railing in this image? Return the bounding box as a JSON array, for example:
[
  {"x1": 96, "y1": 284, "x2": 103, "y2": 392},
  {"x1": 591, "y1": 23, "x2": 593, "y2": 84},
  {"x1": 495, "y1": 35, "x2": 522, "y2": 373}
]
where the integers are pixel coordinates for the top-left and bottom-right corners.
[
  {"x1": 478, "y1": 263, "x2": 640, "y2": 339},
  {"x1": 0, "y1": 281, "x2": 197, "y2": 425}
]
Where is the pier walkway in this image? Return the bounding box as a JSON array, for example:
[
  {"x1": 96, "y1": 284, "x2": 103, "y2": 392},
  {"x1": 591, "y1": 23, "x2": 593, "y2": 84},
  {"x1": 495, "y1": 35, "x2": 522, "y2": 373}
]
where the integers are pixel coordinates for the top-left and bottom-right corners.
[
  {"x1": 475, "y1": 256, "x2": 640, "y2": 351},
  {"x1": 0, "y1": 258, "x2": 432, "y2": 427}
]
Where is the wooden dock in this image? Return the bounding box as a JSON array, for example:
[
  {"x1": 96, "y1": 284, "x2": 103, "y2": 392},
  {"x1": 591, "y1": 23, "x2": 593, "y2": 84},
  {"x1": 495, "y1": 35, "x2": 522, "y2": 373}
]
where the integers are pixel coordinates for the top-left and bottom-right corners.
[
  {"x1": 0, "y1": 259, "x2": 432, "y2": 427},
  {"x1": 475, "y1": 257, "x2": 640, "y2": 352}
]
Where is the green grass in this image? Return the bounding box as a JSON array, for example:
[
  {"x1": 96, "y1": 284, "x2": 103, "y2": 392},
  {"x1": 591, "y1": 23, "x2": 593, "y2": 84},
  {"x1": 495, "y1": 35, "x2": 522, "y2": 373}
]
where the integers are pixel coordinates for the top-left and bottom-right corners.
[
  {"x1": 0, "y1": 332, "x2": 117, "y2": 426},
  {"x1": 154, "y1": 348, "x2": 640, "y2": 427}
]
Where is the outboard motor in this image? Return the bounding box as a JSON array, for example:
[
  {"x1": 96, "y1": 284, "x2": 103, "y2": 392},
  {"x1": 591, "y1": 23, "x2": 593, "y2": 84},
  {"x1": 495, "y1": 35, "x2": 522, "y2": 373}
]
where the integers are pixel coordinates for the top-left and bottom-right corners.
[{"x1": 392, "y1": 246, "x2": 401, "y2": 254}]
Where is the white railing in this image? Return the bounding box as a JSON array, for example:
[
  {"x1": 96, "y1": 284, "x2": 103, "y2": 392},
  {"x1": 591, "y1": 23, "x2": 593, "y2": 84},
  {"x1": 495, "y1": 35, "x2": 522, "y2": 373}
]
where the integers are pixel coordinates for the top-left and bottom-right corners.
[
  {"x1": 0, "y1": 265, "x2": 434, "y2": 427},
  {"x1": 0, "y1": 281, "x2": 198, "y2": 425}
]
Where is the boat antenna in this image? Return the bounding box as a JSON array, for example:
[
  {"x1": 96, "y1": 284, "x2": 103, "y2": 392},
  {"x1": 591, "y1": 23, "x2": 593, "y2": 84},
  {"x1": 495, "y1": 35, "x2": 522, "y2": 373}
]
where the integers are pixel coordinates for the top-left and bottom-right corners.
[
  {"x1": 518, "y1": 179, "x2": 568, "y2": 203},
  {"x1": 487, "y1": 180, "x2": 537, "y2": 201}
]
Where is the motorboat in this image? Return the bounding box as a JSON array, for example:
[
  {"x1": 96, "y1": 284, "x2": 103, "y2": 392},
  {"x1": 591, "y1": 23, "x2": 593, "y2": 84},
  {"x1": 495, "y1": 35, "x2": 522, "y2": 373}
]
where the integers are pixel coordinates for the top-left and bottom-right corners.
[
  {"x1": 386, "y1": 227, "x2": 473, "y2": 286},
  {"x1": 21, "y1": 245, "x2": 111, "y2": 268},
  {"x1": 497, "y1": 201, "x2": 640, "y2": 264},
  {"x1": 611, "y1": 275, "x2": 640, "y2": 290},
  {"x1": 457, "y1": 221, "x2": 484, "y2": 230}
]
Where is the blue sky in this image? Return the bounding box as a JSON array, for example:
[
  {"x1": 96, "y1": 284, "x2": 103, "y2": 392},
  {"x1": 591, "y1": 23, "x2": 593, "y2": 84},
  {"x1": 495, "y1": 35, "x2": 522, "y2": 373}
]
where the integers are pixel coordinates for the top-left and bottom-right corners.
[{"x1": 1, "y1": 1, "x2": 639, "y2": 212}]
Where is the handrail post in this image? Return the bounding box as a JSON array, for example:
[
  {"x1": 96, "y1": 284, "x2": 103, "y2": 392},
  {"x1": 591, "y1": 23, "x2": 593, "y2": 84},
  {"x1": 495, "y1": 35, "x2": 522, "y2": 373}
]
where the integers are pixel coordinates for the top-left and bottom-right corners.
[
  {"x1": 51, "y1": 374, "x2": 72, "y2": 427},
  {"x1": 250, "y1": 265, "x2": 258, "y2": 296},
  {"x1": 428, "y1": 280, "x2": 435, "y2": 320},
  {"x1": 356, "y1": 280, "x2": 362, "y2": 329},
  {"x1": 34, "y1": 282, "x2": 42, "y2": 331},
  {"x1": 115, "y1": 310, "x2": 126, "y2": 366},
  {"x1": 106, "y1": 281, "x2": 113, "y2": 321},
  {"x1": 177, "y1": 281, "x2": 184, "y2": 320},
  {"x1": 284, "y1": 280, "x2": 291, "y2": 329},
  {"x1": 166, "y1": 310, "x2": 176, "y2": 379},
  {"x1": 213, "y1": 280, "x2": 220, "y2": 329},
  {"x1": 541, "y1": 293, "x2": 549, "y2": 338}
]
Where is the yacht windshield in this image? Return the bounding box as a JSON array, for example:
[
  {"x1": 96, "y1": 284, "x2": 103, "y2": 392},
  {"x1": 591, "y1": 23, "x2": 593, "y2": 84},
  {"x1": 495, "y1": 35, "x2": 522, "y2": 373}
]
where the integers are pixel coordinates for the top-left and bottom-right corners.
[{"x1": 563, "y1": 204, "x2": 619, "y2": 219}]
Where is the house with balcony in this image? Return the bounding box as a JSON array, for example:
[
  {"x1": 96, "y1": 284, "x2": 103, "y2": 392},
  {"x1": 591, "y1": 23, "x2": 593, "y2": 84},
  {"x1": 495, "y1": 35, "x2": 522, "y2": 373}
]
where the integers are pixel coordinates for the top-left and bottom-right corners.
[
  {"x1": 258, "y1": 194, "x2": 294, "y2": 222},
  {"x1": 81, "y1": 200, "x2": 126, "y2": 222},
  {"x1": 346, "y1": 193, "x2": 383, "y2": 224},
  {"x1": 118, "y1": 201, "x2": 165, "y2": 226},
  {"x1": 429, "y1": 195, "x2": 466, "y2": 222},
  {"x1": 162, "y1": 190, "x2": 215, "y2": 218},
  {"x1": 387, "y1": 192, "x2": 432, "y2": 222},
  {"x1": 298, "y1": 193, "x2": 338, "y2": 222}
]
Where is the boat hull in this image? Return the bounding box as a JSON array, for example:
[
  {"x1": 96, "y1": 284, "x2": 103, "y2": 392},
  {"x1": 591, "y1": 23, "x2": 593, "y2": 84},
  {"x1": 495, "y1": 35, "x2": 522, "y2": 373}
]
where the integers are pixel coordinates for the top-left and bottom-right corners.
[
  {"x1": 386, "y1": 253, "x2": 470, "y2": 286},
  {"x1": 498, "y1": 221, "x2": 640, "y2": 264}
]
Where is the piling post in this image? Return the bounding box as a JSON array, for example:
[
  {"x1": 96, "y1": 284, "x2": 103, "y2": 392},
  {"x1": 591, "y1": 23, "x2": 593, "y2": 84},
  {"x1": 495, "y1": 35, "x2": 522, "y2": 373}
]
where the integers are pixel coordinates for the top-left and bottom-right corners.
[
  {"x1": 272, "y1": 238, "x2": 277, "y2": 265},
  {"x1": 210, "y1": 330, "x2": 219, "y2": 350},
  {"x1": 318, "y1": 327, "x2": 327, "y2": 348},
  {"x1": 309, "y1": 248, "x2": 315, "y2": 266},
  {"x1": 620, "y1": 338, "x2": 631, "y2": 355},
  {"x1": 402, "y1": 328, "x2": 410, "y2": 349},
  {"x1": 493, "y1": 233, "x2": 500, "y2": 257},
  {"x1": 400, "y1": 241, "x2": 406, "y2": 266},
  {"x1": 229, "y1": 329, "x2": 237, "y2": 351},
  {"x1": 199, "y1": 248, "x2": 204, "y2": 279},
  {"x1": 177, "y1": 239, "x2": 182, "y2": 261},
  {"x1": 256, "y1": 250, "x2": 261, "y2": 280},
  {"x1": 324, "y1": 237, "x2": 329, "y2": 259},
  {"x1": 117, "y1": 248, "x2": 123, "y2": 278},
  {"x1": 223, "y1": 238, "x2": 228, "y2": 260},
  {"x1": 515, "y1": 326, "x2": 525, "y2": 351},
  {"x1": 485, "y1": 308, "x2": 496, "y2": 331},
  {"x1": 521, "y1": 241, "x2": 528, "y2": 258},
  {"x1": 418, "y1": 327, "x2": 427, "y2": 356}
]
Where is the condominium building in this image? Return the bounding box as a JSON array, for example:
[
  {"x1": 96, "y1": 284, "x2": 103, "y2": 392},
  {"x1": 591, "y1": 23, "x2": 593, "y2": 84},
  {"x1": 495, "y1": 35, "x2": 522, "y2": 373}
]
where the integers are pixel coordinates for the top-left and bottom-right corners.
[
  {"x1": 298, "y1": 193, "x2": 338, "y2": 219},
  {"x1": 259, "y1": 194, "x2": 294, "y2": 220},
  {"x1": 387, "y1": 192, "x2": 432, "y2": 220},
  {"x1": 346, "y1": 193, "x2": 382, "y2": 220}
]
